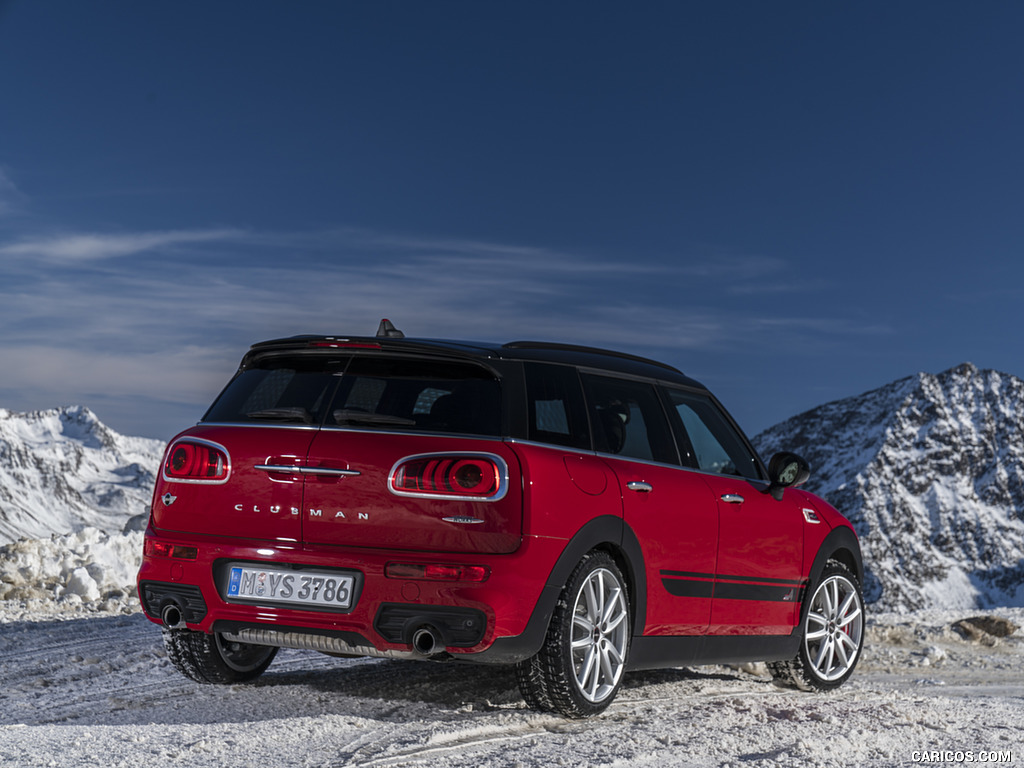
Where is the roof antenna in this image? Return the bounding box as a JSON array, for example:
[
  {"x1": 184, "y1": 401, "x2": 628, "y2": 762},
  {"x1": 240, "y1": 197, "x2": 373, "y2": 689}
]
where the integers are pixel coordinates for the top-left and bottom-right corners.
[{"x1": 376, "y1": 318, "x2": 405, "y2": 339}]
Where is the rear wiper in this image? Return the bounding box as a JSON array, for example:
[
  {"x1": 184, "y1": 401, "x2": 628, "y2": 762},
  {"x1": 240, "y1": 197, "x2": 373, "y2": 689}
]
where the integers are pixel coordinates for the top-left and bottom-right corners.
[
  {"x1": 246, "y1": 407, "x2": 314, "y2": 424},
  {"x1": 333, "y1": 409, "x2": 416, "y2": 427}
]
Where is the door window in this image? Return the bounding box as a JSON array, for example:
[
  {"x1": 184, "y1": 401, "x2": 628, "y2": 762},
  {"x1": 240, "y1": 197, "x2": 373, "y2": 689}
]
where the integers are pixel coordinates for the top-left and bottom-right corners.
[
  {"x1": 664, "y1": 389, "x2": 763, "y2": 480},
  {"x1": 580, "y1": 374, "x2": 677, "y2": 464}
]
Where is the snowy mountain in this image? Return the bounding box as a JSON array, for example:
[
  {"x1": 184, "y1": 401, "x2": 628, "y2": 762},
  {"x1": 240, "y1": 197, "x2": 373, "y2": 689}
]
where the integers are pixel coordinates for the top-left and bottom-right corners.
[
  {"x1": 753, "y1": 362, "x2": 1024, "y2": 612},
  {"x1": 0, "y1": 406, "x2": 164, "y2": 544}
]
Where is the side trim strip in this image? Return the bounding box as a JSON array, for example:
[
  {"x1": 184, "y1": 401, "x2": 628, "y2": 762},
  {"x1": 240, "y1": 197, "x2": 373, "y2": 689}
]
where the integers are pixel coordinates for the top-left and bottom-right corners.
[
  {"x1": 659, "y1": 569, "x2": 806, "y2": 603},
  {"x1": 660, "y1": 569, "x2": 804, "y2": 587}
]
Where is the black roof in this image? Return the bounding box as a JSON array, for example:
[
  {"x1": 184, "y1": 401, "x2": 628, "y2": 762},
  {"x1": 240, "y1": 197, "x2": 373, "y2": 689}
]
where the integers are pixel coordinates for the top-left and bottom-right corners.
[{"x1": 246, "y1": 335, "x2": 705, "y2": 389}]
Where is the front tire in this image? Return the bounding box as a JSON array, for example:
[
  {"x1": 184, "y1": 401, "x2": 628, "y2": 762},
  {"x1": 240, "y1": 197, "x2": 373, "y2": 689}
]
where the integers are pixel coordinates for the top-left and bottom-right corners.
[
  {"x1": 769, "y1": 560, "x2": 864, "y2": 691},
  {"x1": 517, "y1": 551, "x2": 630, "y2": 718},
  {"x1": 164, "y1": 629, "x2": 278, "y2": 684}
]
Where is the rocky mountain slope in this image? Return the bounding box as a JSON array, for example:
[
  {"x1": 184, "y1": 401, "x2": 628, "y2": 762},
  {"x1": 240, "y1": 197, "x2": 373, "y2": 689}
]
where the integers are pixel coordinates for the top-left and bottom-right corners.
[
  {"x1": 753, "y1": 363, "x2": 1024, "y2": 611},
  {"x1": 0, "y1": 406, "x2": 164, "y2": 544}
]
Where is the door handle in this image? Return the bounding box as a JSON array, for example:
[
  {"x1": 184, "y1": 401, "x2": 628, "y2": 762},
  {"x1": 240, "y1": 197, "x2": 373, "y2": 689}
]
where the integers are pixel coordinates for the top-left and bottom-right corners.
[
  {"x1": 720, "y1": 493, "x2": 745, "y2": 504},
  {"x1": 627, "y1": 481, "x2": 653, "y2": 493}
]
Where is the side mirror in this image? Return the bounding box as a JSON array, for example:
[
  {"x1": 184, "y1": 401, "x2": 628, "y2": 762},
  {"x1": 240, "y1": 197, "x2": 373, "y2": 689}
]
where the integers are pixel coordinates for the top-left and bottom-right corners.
[{"x1": 766, "y1": 452, "x2": 810, "y2": 501}]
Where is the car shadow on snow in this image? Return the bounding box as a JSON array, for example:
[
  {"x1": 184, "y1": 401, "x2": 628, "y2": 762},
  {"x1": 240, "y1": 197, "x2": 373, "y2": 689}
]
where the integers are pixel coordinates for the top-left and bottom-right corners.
[
  {"x1": 243, "y1": 656, "x2": 769, "y2": 720},
  {"x1": 0, "y1": 614, "x2": 773, "y2": 728}
]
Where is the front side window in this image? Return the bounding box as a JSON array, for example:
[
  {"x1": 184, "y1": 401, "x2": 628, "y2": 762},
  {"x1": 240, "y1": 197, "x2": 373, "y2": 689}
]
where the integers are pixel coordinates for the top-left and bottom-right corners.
[
  {"x1": 665, "y1": 388, "x2": 763, "y2": 480},
  {"x1": 581, "y1": 374, "x2": 677, "y2": 464}
]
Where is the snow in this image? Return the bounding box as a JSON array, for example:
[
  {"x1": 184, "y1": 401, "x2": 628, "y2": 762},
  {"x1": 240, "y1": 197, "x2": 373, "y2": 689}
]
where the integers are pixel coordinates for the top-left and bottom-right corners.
[
  {"x1": 0, "y1": 528, "x2": 1021, "y2": 767},
  {"x1": 0, "y1": 528, "x2": 143, "y2": 616},
  {"x1": 2, "y1": 391, "x2": 1023, "y2": 765},
  {"x1": 0, "y1": 406, "x2": 164, "y2": 545}
]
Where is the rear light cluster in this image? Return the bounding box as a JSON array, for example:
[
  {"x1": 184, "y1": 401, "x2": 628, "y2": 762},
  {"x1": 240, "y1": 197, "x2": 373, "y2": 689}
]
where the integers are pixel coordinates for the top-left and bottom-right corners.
[
  {"x1": 163, "y1": 439, "x2": 230, "y2": 483},
  {"x1": 388, "y1": 453, "x2": 508, "y2": 501},
  {"x1": 144, "y1": 540, "x2": 199, "y2": 560},
  {"x1": 385, "y1": 563, "x2": 490, "y2": 582}
]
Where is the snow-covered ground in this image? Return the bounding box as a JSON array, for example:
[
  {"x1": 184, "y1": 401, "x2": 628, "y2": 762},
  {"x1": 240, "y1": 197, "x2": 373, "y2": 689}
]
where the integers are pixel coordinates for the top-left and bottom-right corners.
[{"x1": 0, "y1": 531, "x2": 1021, "y2": 767}]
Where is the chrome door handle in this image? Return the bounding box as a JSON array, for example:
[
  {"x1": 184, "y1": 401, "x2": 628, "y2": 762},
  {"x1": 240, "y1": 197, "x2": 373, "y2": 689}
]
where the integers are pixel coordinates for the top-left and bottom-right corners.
[
  {"x1": 627, "y1": 481, "x2": 653, "y2": 493},
  {"x1": 720, "y1": 493, "x2": 745, "y2": 504}
]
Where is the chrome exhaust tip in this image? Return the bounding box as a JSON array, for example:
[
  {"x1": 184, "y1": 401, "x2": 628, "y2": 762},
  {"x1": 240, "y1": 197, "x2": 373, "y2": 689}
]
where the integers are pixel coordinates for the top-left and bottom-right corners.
[
  {"x1": 161, "y1": 603, "x2": 187, "y2": 631},
  {"x1": 411, "y1": 626, "x2": 442, "y2": 656}
]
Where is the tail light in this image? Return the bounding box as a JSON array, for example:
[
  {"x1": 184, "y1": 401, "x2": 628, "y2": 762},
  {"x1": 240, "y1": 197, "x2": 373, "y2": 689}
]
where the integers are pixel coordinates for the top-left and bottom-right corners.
[
  {"x1": 388, "y1": 453, "x2": 508, "y2": 501},
  {"x1": 385, "y1": 563, "x2": 490, "y2": 582},
  {"x1": 144, "y1": 539, "x2": 199, "y2": 560},
  {"x1": 163, "y1": 439, "x2": 231, "y2": 483}
]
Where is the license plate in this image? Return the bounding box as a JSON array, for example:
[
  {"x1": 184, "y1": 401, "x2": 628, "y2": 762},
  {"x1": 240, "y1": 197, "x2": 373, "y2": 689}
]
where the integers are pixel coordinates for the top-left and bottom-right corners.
[{"x1": 225, "y1": 565, "x2": 355, "y2": 610}]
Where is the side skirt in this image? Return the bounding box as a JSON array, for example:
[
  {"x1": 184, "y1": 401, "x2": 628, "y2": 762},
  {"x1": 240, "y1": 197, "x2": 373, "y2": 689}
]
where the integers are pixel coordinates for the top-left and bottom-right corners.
[{"x1": 626, "y1": 629, "x2": 802, "y2": 672}]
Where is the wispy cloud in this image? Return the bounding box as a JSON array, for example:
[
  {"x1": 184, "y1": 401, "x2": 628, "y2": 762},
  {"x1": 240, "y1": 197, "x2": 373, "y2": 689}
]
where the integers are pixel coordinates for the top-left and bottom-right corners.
[
  {"x1": 0, "y1": 228, "x2": 244, "y2": 262},
  {"x1": 0, "y1": 224, "x2": 869, "y2": 437},
  {"x1": 0, "y1": 167, "x2": 28, "y2": 217}
]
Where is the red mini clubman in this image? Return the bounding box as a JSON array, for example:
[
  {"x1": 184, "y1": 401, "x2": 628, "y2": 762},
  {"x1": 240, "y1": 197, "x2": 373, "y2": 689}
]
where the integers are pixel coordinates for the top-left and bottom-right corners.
[{"x1": 138, "y1": 320, "x2": 865, "y2": 717}]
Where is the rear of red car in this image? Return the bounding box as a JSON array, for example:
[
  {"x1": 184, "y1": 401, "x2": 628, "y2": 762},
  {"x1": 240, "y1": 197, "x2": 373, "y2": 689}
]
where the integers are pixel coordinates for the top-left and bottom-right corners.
[
  {"x1": 138, "y1": 332, "x2": 866, "y2": 718},
  {"x1": 138, "y1": 339, "x2": 547, "y2": 662}
]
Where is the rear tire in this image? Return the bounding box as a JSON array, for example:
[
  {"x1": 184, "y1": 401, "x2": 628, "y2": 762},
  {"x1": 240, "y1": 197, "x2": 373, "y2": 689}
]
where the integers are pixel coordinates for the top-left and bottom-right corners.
[
  {"x1": 163, "y1": 629, "x2": 278, "y2": 684},
  {"x1": 517, "y1": 551, "x2": 630, "y2": 718},
  {"x1": 769, "y1": 560, "x2": 864, "y2": 691}
]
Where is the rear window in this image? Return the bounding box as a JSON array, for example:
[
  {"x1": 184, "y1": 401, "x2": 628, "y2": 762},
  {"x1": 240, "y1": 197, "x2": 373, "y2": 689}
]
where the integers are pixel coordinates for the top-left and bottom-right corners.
[
  {"x1": 203, "y1": 354, "x2": 502, "y2": 436},
  {"x1": 329, "y1": 357, "x2": 501, "y2": 436},
  {"x1": 203, "y1": 355, "x2": 348, "y2": 425}
]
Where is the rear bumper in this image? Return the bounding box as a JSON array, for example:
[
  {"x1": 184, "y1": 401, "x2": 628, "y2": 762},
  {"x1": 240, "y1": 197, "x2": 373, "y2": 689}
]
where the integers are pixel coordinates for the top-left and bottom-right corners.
[{"x1": 136, "y1": 524, "x2": 565, "y2": 662}]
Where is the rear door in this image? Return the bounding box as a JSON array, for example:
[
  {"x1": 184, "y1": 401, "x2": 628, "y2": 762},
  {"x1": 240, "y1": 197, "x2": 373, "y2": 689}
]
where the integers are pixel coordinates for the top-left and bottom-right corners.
[
  {"x1": 300, "y1": 355, "x2": 523, "y2": 554},
  {"x1": 580, "y1": 373, "x2": 719, "y2": 635}
]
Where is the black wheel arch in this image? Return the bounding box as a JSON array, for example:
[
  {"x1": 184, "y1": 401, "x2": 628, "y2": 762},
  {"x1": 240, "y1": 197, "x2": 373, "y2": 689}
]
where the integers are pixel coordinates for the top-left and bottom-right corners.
[
  {"x1": 468, "y1": 515, "x2": 646, "y2": 664},
  {"x1": 804, "y1": 524, "x2": 864, "y2": 603}
]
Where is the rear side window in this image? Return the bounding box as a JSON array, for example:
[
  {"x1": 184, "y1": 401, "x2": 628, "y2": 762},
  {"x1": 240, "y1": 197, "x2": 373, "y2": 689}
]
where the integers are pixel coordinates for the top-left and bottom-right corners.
[
  {"x1": 203, "y1": 355, "x2": 348, "y2": 425},
  {"x1": 328, "y1": 357, "x2": 502, "y2": 436},
  {"x1": 581, "y1": 374, "x2": 677, "y2": 465},
  {"x1": 523, "y1": 363, "x2": 590, "y2": 449}
]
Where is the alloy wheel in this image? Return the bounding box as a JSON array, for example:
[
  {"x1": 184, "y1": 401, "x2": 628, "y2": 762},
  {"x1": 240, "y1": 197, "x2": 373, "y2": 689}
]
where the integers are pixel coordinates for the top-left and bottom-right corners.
[
  {"x1": 804, "y1": 574, "x2": 864, "y2": 682},
  {"x1": 570, "y1": 567, "x2": 629, "y2": 702}
]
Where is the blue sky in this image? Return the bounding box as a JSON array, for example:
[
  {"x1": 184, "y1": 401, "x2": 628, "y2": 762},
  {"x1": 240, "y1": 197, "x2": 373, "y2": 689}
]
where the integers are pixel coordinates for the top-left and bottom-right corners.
[{"x1": 1, "y1": 1, "x2": 1022, "y2": 442}]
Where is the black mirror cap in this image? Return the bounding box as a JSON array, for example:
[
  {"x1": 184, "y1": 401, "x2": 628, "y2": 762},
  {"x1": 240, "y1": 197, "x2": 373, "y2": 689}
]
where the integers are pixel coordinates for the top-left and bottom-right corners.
[{"x1": 766, "y1": 452, "x2": 811, "y2": 501}]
